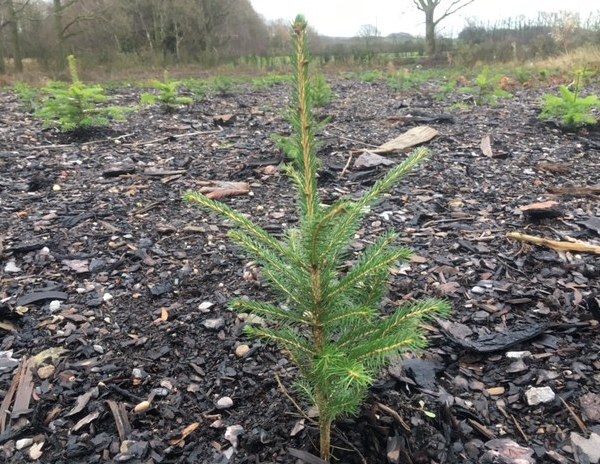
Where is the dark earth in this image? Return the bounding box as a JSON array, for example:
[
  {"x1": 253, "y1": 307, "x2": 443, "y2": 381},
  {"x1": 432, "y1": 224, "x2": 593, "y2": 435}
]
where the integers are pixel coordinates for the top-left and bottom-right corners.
[{"x1": 1, "y1": 73, "x2": 600, "y2": 464}]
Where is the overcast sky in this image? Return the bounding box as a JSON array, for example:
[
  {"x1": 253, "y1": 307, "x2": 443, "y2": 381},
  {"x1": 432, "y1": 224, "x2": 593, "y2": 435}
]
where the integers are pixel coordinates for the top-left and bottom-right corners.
[{"x1": 249, "y1": 0, "x2": 600, "y2": 37}]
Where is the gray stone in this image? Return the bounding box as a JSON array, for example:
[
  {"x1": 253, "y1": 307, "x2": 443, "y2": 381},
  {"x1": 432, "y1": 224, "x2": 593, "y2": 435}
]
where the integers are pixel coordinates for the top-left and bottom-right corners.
[
  {"x1": 525, "y1": 386, "x2": 555, "y2": 405},
  {"x1": 202, "y1": 317, "x2": 225, "y2": 330},
  {"x1": 571, "y1": 432, "x2": 600, "y2": 464}
]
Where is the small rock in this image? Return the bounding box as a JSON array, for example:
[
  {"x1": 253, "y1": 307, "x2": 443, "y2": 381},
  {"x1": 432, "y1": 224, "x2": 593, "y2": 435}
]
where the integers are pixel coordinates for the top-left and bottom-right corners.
[
  {"x1": 29, "y1": 442, "x2": 44, "y2": 460},
  {"x1": 49, "y1": 300, "x2": 61, "y2": 312},
  {"x1": 216, "y1": 396, "x2": 234, "y2": 409},
  {"x1": 4, "y1": 260, "x2": 21, "y2": 273},
  {"x1": 571, "y1": 432, "x2": 600, "y2": 464},
  {"x1": 225, "y1": 425, "x2": 244, "y2": 448},
  {"x1": 103, "y1": 292, "x2": 113, "y2": 302},
  {"x1": 202, "y1": 318, "x2": 225, "y2": 330},
  {"x1": 198, "y1": 301, "x2": 214, "y2": 312},
  {"x1": 37, "y1": 364, "x2": 55, "y2": 379},
  {"x1": 120, "y1": 440, "x2": 137, "y2": 454},
  {"x1": 93, "y1": 344, "x2": 104, "y2": 354},
  {"x1": 354, "y1": 152, "x2": 395, "y2": 169},
  {"x1": 471, "y1": 285, "x2": 486, "y2": 294},
  {"x1": 134, "y1": 401, "x2": 152, "y2": 414},
  {"x1": 482, "y1": 438, "x2": 535, "y2": 464},
  {"x1": 506, "y1": 351, "x2": 532, "y2": 359},
  {"x1": 235, "y1": 345, "x2": 250, "y2": 357},
  {"x1": 580, "y1": 393, "x2": 600, "y2": 422},
  {"x1": 525, "y1": 386, "x2": 555, "y2": 406},
  {"x1": 16, "y1": 438, "x2": 34, "y2": 450}
]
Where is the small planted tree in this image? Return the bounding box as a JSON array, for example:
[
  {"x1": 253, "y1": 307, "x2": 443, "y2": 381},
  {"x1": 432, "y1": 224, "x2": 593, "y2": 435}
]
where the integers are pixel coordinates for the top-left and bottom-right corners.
[
  {"x1": 540, "y1": 71, "x2": 599, "y2": 130},
  {"x1": 140, "y1": 70, "x2": 193, "y2": 111},
  {"x1": 36, "y1": 55, "x2": 127, "y2": 133},
  {"x1": 184, "y1": 16, "x2": 449, "y2": 462}
]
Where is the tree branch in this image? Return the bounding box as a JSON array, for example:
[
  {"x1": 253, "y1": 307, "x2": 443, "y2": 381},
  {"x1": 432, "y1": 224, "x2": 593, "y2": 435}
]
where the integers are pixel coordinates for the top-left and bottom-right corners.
[{"x1": 434, "y1": 0, "x2": 476, "y2": 26}]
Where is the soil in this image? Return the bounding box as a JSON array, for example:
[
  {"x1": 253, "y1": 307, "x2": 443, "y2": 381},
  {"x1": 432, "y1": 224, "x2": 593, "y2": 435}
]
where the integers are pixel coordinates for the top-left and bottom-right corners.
[{"x1": 1, "y1": 75, "x2": 600, "y2": 464}]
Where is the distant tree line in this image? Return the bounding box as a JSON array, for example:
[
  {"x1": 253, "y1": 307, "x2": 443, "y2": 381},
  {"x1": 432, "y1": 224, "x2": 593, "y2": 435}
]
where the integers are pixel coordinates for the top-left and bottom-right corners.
[
  {"x1": 0, "y1": 0, "x2": 270, "y2": 74},
  {"x1": 456, "y1": 11, "x2": 600, "y2": 64},
  {"x1": 1, "y1": 1, "x2": 599, "y2": 75}
]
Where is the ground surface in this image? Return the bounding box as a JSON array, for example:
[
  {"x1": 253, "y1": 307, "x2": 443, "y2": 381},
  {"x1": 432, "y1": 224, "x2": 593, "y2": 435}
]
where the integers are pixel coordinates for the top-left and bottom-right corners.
[{"x1": 1, "y1": 75, "x2": 600, "y2": 464}]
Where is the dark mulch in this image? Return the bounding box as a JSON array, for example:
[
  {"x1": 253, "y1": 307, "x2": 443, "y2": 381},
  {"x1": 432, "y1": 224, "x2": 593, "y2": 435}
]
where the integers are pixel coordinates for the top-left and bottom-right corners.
[{"x1": 1, "y1": 76, "x2": 599, "y2": 464}]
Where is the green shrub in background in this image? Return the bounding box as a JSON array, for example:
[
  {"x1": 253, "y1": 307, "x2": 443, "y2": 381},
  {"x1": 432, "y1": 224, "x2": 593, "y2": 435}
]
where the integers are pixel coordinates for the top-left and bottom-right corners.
[
  {"x1": 540, "y1": 71, "x2": 600, "y2": 129},
  {"x1": 36, "y1": 55, "x2": 127, "y2": 133},
  {"x1": 140, "y1": 70, "x2": 193, "y2": 111},
  {"x1": 184, "y1": 15, "x2": 449, "y2": 463}
]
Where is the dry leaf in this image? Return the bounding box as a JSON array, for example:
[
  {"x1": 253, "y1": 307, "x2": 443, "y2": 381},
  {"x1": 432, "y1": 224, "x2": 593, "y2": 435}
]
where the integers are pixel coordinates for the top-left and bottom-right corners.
[
  {"x1": 161, "y1": 308, "x2": 169, "y2": 321},
  {"x1": 480, "y1": 135, "x2": 493, "y2": 158}
]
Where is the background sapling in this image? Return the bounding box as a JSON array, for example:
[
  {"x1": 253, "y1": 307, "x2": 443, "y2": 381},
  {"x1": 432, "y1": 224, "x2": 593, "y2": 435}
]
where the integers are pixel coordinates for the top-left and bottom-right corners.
[{"x1": 36, "y1": 55, "x2": 127, "y2": 133}]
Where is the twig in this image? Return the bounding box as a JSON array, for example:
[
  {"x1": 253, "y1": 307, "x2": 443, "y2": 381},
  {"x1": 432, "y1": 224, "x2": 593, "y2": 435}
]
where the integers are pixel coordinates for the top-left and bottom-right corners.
[
  {"x1": 126, "y1": 128, "x2": 222, "y2": 147},
  {"x1": 133, "y1": 200, "x2": 167, "y2": 215},
  {"x1": 332, "y1": 426, "x2": 368, "y2": 464},
  {"x1": 340, "y1": 152, "x2": 353, "y2": 177},
  {"x1": 375, "y1": 402, "x2": 411, "y2": 432},
  {"x1": 511, "y1": 414, "x2": 529, "y2": 442},
  {"x1": 507, "y1": 232, "x2": 600, "y2": 255},
  {"x1": 274, "y1": 372, "x2": 317, "y2": 425},
  {"x1": 559, "y1": 397, "x2": 587, "y2": 434}
]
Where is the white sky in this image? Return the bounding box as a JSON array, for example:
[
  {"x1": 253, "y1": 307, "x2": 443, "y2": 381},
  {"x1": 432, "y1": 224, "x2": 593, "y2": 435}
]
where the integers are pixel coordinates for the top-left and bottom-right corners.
[{"x1": 249, "y1": 0, "x2": 600, "y2": 37}]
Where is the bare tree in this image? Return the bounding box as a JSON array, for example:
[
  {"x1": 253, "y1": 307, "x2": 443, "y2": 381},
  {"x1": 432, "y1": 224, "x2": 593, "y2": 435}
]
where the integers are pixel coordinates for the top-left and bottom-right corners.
[
  {"x1": 0, "y1": 0, "x2": 29, "y2": 72},
  {"x1": 412, "y1": 0, "x2": 475, "y2": 55},
  {"x1": 357, "y1": 24, "x2": 380, "y2": 59}
]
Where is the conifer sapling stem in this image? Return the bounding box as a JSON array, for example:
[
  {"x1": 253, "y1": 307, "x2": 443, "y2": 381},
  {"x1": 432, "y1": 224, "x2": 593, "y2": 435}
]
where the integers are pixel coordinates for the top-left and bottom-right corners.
[{"x1": 183, "y1": 15, "x2": 450, "y2": 462}]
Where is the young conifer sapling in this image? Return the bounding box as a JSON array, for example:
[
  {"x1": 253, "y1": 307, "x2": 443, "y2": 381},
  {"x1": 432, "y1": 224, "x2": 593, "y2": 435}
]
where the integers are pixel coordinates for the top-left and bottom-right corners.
[
  {"x1": 184, "y1": 16, "x2": 449, "y2": 462},
  {"x1": 36, "y1": 55, "x2": 126, "y2": 133}
]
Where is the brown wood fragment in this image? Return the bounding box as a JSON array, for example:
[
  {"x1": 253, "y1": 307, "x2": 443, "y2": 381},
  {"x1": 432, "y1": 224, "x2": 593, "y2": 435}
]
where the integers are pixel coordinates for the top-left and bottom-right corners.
[
  {"x1": 467, "y1": 418, "x2": 496, "y2": 440},
  {"x1": 213, "y1": 114, "x2": 236, "y2": 126},
  {"x1": 547, "y1": 186, "x2": 600, "y2": 196},
  {"x1": 370, "y1": 126, "x2": 439, "y2": 154},
  {"x1": 11, "y1": 358, "x2": 34, "y2": 419},
  {"x1": 535, "y1": 162, "x2": 570, "y2": 174},
  {"x1": 480, "y1": 135, "x2": 493, "y2": 158},
  {"x1": 143, "y1": 169, "x2": 187, "y2": 177},
  {"x1": 519, "y1": 201, "x2": 563, "y2": 220},
  {"x1": 107, "y1": 400, "x2": 131, "y2": 441},
  {"x1": 198, "y1": 181, "x2": 250, "y2": 200},
  {"x1": 507, "y1": 232, "x2": 600, "y2": 255},
  {"x1": 0, "y1": 358, "x2": 25, "y2": 433}
]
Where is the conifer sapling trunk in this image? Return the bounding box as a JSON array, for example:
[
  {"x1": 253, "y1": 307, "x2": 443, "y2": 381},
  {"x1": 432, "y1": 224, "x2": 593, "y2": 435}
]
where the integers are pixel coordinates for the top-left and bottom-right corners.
[{"x1": 183, "y1": 15, "x2": 450, "y2": 463}]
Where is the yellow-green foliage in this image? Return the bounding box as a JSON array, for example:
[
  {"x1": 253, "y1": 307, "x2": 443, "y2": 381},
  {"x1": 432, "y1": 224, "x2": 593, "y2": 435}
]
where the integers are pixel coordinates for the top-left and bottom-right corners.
[
  {"x1": 140, "y1": 70, "x2": 193, "y2": 111},
  {"x1": 184, "y1": 16, "x2": 449, "y2": 463},
  {"x1": 540, "y1": 77, "x2": 599, "y2": 129},
  {"x1": 36, "y1": 55, "x2": 127, "y2": 132}
]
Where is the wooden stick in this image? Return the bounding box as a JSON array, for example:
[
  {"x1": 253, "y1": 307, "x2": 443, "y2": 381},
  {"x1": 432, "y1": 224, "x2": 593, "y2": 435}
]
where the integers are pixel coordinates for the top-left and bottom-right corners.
[{"x1": 507, "y1": 232, "x2": 600, "y2": 255}]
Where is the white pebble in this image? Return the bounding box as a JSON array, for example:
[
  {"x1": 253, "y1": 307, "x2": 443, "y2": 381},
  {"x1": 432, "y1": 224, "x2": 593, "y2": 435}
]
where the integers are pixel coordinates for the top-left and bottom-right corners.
[
  {"x1": 525, "y1": 386, "x2": 555, "y2": 405},
  {"x1": 49, "y1": 300, "x2": 61, "y2": 312},
  {"x1": 216, "y1": 396, "x2": 234, "y2": 409},
  {"x1": 16, "y1": 438, "x2": 33, "y2": 450}
]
